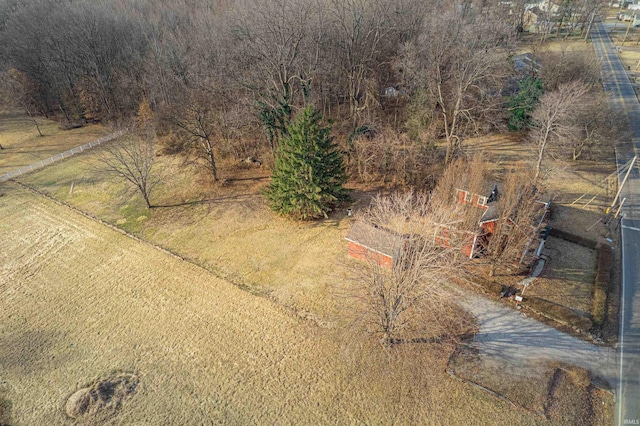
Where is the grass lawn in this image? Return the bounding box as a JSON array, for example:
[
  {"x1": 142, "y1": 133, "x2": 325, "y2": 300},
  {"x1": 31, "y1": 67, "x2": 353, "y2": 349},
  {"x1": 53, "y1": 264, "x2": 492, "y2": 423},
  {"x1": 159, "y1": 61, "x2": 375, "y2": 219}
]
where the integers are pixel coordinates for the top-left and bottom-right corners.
[
  {"x1": 449, "y1": 346, "x2": 614, "y2": 425},
  {"x1": 0, "y1": 110, "x2": 109, "y2": 175},
  {"x1": 528, "y1": 237, "x2": 596, "y2": 318},
  {"x1": 1, "y1": 104, "x2": 616, "y2": 423},
  {"x1": 19, "y1": 150, "x2": 355, "y2": 321},
  {"x1": 4, "y1": 182, "x2": 535, "y2": 424}
]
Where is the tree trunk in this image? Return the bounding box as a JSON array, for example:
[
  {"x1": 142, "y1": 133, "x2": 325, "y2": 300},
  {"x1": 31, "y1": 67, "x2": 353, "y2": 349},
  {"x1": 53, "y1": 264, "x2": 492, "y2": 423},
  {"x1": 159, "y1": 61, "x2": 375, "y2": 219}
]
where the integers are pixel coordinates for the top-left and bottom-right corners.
[
  {"x1": 534, "y1": 126, "x2": 551, "y2": 182},
  {"x1": 60, "y1": 103, "x2": 71, "y2": 124},
  {"x1": 440, "y1": 83, "x2": 462, "y2": 165},
  {"x1": 25, "y1": 108, "x2": 43, "y2": 137},
  {"x1": 33, "y1": 117, "x2": 43, "y2": 137},
  {"x1": 142, "y1": 191, "x2": 152, "y2": 209},
  {"x1": 203, "y1": 138, "x2": 217, "y2": 181},
  {"x1": 442, "y1": 108, "x2": 456, "y2": 164}
]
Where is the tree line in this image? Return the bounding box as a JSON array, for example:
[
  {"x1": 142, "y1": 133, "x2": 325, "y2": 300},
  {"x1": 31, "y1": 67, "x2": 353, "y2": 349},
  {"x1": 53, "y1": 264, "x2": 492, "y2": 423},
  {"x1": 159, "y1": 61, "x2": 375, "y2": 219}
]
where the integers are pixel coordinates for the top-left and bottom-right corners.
[{"x1": 0, "y1": 0, "x2": 616, "y2": 194}]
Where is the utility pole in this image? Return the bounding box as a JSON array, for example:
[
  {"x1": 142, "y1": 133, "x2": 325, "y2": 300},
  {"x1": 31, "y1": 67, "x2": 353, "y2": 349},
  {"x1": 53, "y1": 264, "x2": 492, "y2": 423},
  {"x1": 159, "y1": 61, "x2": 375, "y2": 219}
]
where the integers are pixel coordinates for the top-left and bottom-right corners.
[
  {"x1": 585, "y1": 11, "x2": 595, "y2": 42},
  {"x1": 611, "y1": 156, "x2": 638, "y2": 208},
  {"x1": 615, "y1": 1, "x2": 625, "y2": 29},
  {"x1": 622, "y1": 15, "x2": 634, "y2": 45}
]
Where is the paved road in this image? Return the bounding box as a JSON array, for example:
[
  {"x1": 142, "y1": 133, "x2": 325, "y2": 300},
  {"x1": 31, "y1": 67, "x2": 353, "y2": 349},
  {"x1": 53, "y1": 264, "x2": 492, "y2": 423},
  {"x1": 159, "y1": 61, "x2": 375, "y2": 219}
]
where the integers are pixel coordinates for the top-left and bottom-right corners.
[
  {"x1": 592, "y1": 20, "x2": 640, "y2": 425},
  {"x1": 459, "y1": 295, "x2": 617, "y2": 383}
]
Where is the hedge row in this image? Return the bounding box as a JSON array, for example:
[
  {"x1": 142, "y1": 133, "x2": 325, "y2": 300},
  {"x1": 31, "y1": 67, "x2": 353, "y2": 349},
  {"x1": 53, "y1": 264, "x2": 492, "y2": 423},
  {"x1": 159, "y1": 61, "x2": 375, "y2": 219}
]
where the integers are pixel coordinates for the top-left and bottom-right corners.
[
  {"x1": 592, "y1": 245, "x2": 613, "y2": 326},
  {"x1": 548, "y1": 228, "x2": 598, "y2": 249},
  {"x1": 522, "y1": 296, "x2": 593, "y2": 332}
]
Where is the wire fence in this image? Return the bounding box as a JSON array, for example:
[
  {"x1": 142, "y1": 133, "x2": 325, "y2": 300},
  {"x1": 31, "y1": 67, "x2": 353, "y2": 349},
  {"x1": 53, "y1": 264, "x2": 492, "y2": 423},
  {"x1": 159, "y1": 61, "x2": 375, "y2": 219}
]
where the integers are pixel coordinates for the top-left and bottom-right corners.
[{"x1": 0, "y1": 130, "x2": 125, "y2": 183}]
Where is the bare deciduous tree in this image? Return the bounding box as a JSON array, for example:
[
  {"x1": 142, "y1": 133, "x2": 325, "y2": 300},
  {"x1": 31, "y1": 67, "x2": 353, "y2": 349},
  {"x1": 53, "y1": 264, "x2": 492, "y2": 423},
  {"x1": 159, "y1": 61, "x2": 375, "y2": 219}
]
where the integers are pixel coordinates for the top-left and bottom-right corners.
[
  {"x1": 529, "y1": 81, "x2": 591, "y2": 181},
  {"x1": 232, "y1": 0, "x2": 316, "y2": 102},
  {"x1": 172, "y1": 94, "x2": 220, "y2": 182},
  {"x1": 429, "y1": 154, "x2": 491, "y2": 231},
  {"x1": 482, "y1": 166, "x2": 545, "y2": 277},
  {"x1": 348, "y1": 191, "x2": 470, "y2": 346},
  {"x1": 538, "y1": 46, "x2": 601, "y2": 91},
  {"x1": 95, "y1": 134, "x2": 160, "y2": 209},
  {"x1": 509, "y1": 0, "x2": 530, "y2": 34},
  {"x1": 328, "y1": 0, "x2": 397, "y2": 128},
  {"x1": 1, "y1": 68, "x2": 44, "y2": 136},
  {"x1": 402, "y1": 8, "x2": 513, "y2": 163}
]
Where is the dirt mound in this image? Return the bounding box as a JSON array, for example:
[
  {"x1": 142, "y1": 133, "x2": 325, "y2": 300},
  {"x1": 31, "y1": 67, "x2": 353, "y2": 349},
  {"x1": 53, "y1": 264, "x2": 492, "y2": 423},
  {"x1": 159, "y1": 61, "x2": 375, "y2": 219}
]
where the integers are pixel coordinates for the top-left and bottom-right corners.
[{"x1": 65, "y1": 373, "x2": 138, "y2": 420}]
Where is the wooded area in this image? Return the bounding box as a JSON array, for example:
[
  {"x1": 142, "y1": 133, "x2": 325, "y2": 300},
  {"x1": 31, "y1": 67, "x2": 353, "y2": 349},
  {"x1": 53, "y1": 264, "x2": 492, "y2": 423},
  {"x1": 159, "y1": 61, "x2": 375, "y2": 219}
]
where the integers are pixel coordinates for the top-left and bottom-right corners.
[{"x1": 0, "y1": 0, "x2": 616, "y2": 191}]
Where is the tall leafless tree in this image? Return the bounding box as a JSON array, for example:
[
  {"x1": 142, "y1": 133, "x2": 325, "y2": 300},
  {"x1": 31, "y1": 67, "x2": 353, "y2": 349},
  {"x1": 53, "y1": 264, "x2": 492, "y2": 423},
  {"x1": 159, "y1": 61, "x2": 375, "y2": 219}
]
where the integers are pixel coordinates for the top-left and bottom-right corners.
[
  {"x1": 401, "y1": 7, "x2": 513, "y2": 163},
  {"x1": 95, "y1": 133, "x2": 160, "y2": 209},
  {"x1": 232, "y1": 0, "x2": 316, "y2": 102},
  {"x1": 1, "y1": 68, "x2": 44, "y2": 136},
  {"x1": 172, "y1": 94, "x2": 220, "y2": 182},
  {"x1": 482, "y1": 166, "x2": 545, "y2": 277},
  {"x1": 529, "y1": 81, "x2": 591, "y2": 181},
  {"x1": 327, "y1": 0, "x2": 397, "y2": 128},
  {"x1": 348, "y1": 191, "x2": 470, "y2": 346},
  {"x1": 538, "y1": 46, "x2": 601, "y2": 91}
]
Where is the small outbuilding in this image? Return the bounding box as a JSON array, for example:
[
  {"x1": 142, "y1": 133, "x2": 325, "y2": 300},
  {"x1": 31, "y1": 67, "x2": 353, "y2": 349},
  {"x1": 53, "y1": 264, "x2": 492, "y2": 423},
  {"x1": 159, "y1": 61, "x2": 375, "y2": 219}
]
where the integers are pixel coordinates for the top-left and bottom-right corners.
[{"x1": 345, "y1": 220, "x2": 407, "y2": 268}]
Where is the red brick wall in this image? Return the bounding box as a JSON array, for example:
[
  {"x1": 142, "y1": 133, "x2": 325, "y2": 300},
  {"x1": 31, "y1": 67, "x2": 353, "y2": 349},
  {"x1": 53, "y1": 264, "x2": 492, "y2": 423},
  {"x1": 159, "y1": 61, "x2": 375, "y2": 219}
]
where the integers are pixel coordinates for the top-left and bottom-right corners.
[
  {"x1": 462, "y1": 243, "x2": 474, "y2": 258},
  {"x1": 481, "y1": 220, "x2": 497, "y2": 234},
  {"x1": 348, "y1": 241, "x2": 393, "y2": 268}
]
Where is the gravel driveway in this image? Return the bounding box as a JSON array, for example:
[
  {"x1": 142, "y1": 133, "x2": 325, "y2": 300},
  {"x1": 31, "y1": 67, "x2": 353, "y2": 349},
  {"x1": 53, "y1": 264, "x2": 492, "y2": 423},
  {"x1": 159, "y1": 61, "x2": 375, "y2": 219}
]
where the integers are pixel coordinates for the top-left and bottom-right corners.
[{"x1": 458, "y1": 295, "x2": 617, "y2": 387}]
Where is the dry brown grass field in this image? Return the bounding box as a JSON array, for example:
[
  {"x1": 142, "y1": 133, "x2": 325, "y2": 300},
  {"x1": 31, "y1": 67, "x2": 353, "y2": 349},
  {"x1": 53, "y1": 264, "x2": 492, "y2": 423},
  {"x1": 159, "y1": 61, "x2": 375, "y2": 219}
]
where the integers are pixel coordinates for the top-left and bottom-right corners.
[
  {"x1": 0, "y1": 182, "x2": 546, "y2": 425},
  {"x1": 0, "y1": 110, "x2": 108, "y2": 175},
  {"x1": 450, "y1": 347, "x2": 615, "y2": 424},
  {"x1": 527, "y1": 237, "x2": 596, "y2": 317},
  {"x1": 0, "y1": 110, "x2": 616, "y2": 423}
]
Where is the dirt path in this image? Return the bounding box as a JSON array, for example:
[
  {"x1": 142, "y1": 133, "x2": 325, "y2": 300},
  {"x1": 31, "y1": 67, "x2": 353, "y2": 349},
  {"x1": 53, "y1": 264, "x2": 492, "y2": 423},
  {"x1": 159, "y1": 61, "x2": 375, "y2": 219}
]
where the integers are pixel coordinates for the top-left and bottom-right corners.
[{"x1": 459, "y1": 295, "x2": 617, "y2": 387}]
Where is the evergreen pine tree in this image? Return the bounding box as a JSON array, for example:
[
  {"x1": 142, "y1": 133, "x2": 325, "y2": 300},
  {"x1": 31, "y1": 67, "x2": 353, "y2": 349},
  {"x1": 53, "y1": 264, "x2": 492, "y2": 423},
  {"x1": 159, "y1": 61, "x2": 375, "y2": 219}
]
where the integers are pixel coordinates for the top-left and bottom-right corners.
[
  {"x1": 266, "y1": 106, "x2": 348, "y2": 220},
  {"x1": 507, "y1": 77, "x2": 544, "y2": 131}
]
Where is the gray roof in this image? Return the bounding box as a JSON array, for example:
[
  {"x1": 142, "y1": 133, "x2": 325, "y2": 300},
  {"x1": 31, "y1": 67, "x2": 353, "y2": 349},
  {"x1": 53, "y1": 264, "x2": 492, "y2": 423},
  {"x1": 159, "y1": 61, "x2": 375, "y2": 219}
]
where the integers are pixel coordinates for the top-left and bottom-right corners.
[
  {"x1": 480, "y1": 202, "x2": 500, "y2": 223},
  {"x1": 479, "y1": 200, "x2": 549, "y2": 225},
  {"x1": 345, "y1": 221, "x2": 406, "y2": 257}
]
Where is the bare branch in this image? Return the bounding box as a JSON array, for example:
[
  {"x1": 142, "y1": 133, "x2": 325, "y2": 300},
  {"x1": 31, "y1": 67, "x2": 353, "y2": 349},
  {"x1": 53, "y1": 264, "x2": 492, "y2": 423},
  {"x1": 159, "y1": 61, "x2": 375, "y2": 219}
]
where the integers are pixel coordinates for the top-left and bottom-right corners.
[{"x1": 94, "y1": 133, "x2": 160, "y2": 209}]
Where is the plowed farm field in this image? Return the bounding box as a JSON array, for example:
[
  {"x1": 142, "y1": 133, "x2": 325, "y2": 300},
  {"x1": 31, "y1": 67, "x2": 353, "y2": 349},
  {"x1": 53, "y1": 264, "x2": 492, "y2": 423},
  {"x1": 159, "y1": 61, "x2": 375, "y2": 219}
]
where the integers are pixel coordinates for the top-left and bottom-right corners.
[{"x1": 0, "y1": 182, "x2": 544, "y2": 425}]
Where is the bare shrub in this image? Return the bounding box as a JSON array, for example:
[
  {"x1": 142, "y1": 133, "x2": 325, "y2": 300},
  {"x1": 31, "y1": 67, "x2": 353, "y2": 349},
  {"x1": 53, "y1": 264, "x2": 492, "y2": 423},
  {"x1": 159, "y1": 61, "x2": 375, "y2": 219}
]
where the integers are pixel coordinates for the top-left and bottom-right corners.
[{"x1": 347, "y1": 128, "x2": 441, "y2": 188}]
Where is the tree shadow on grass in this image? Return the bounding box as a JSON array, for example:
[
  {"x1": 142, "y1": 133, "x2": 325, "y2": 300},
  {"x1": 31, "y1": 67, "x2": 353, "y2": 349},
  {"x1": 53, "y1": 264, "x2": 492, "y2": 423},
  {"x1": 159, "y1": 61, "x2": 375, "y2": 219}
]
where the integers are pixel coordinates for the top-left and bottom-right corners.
[{"x1": 152, "y1": 193, "x2": 262, "y2": 208}]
